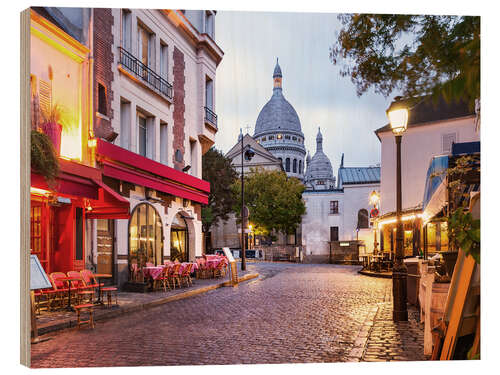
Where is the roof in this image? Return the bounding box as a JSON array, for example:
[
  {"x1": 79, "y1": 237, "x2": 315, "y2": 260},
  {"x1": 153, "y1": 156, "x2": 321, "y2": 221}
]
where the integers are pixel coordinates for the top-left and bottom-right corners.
[
  {"x1": 338, "y1": 167, "x2": 380, "y2": 185},
  {"x1": 225, "y1": 134, "x2": 283, "y2": 169},
  {"x1": 305, "y1": 127, "x2": 334, "y2": 182},
  {"x1": 254, "y1": 61, "x2": 303, "y2": 136},
  {"x1": 375, "y1": 95, "x2": 475, "y2": 139}
]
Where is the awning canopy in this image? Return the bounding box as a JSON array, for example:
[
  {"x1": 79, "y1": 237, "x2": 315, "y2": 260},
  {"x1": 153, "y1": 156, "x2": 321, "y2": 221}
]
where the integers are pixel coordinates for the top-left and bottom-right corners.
[
  {"x1": 422, "y1": 141, "x2": 481, "y2": 223},
  {"x1": 97, "y1": 139, "x2": 210, "y2": 205},
  {"x1": 31, "y1": 172, "x2": 130, "y2": 219},
  {"x1": 422, "y1": 155, "x2": 448, "y2": 223},
  {"x1": 86, "y1": 179, "x2": 130, "y2": 219}
]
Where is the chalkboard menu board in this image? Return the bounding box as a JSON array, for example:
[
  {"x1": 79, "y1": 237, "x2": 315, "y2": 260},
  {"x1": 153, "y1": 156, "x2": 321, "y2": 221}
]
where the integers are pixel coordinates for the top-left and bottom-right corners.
[{"x1": 30, "y1": 255, "x2": 52, "y2": 290}]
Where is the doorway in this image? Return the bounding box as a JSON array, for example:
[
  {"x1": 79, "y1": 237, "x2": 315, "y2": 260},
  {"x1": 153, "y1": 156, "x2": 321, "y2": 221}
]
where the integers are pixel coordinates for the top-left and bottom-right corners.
[
  {"x1": 170, "y1": 213, "x2": 188, "y2": 262},
  {"x1": 97, "y1": 219, "x2": 115, "y2": 283}
]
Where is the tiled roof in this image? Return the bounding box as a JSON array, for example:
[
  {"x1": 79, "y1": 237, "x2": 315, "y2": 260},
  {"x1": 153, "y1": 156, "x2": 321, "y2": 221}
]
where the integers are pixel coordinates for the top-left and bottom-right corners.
[
  {"x1": 339, "y1": 167, "x2": 380, "y2": 185},
  {"x1": 375, "y1": 95, "x2": 475, "y2": 138}
]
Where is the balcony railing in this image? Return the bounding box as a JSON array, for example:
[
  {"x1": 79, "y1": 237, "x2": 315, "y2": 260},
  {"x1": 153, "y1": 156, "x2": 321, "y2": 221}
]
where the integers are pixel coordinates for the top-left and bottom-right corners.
[
  {"x1": 118, "y1": 47, "x2": 173, "y2": 100},
  {"x1": 204, "y1": 106, "x2": 217, "y2": 128}
]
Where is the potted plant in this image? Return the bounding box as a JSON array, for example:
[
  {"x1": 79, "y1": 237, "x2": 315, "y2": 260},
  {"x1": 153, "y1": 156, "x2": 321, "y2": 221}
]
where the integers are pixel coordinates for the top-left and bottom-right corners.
[
  {"x1": 31, "y1": 130, "x2": 60, "y2": 186},
  {"x1": 442, "y1": 155, "x2": 480, "y2": 277},
  {"x1": 40, "y1": 103, "x2": 65, "y2": 155}
]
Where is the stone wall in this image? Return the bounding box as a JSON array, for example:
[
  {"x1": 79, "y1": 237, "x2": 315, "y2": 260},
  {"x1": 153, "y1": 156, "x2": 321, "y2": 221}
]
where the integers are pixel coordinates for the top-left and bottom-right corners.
[
  {"x1": 330, "y1": 240, "x2": 362, "y2": 264},
  {"x1": 259, "y1": 245, "x2": 301, "y2": 262}
]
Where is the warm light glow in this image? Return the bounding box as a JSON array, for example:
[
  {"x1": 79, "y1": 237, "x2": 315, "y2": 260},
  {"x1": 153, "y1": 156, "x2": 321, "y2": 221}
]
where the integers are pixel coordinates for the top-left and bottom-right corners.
[
  {"x1": 387, "y1": 108, "x2": 408, "y2": 134},
  {"x1": 30, "y1": 187, "x2": 50, "y2": 196},
  {"x1": 369, "y1": 190, "x2": 380, "y2": 206},
  {"x1": 249, "y1": 224, "x2": 253, "y2": 231},
  {"x1": 88, "y1": 138, "x2": 97, "y2": 148},
  {"x1": 378, "y1": 213, "x2": 422, "y2": 227}
]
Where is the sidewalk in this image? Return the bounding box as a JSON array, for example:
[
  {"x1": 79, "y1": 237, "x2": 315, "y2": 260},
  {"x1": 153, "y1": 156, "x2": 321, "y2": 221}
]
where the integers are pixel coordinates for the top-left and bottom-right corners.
[{"x1": 35, "y1": 270, "x2": 259, "y2": 336}]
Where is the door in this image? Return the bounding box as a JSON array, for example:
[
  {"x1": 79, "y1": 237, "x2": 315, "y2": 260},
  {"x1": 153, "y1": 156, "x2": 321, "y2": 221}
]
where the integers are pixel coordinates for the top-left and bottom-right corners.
[{"x1": 97, "y1": 219, "x2": 115, "y2": 282}]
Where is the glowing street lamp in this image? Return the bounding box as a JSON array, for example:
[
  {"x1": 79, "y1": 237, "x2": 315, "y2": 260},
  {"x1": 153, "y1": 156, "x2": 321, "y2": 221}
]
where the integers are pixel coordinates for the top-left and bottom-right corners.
[
  {"x1": 387, "y1": 102, "x2": 409, "y2": 322},
  {"x1": 369, "y1": 190, "x2": 380, "y2": 256}
]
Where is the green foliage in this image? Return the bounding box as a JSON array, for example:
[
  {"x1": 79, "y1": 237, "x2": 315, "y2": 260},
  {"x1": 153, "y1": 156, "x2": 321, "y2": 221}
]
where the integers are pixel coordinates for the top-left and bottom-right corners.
[
  {"x1": 330, "y1": 15, "x2": 480, "y2": 108},
  {"x1": 201, "y1": 147, "x2": 238, "y2": 234},
  {"x1": 448, "y1": 207, "x2": 480, "y2": 264},
  {"x1": 232, "y1": 169, "x2": 306, "y2": 236},
  {"x1": 31, "y1": 130, "x2": 59, "y2": 185}
]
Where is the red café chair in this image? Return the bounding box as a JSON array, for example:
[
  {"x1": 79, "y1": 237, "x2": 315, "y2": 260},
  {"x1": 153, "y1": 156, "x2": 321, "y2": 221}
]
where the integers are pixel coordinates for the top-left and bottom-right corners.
[
  {"x1": 67, "y1": 271, "x2": 93, "y2": 305},
  {"x1": 157, "y1": 265, "x2": 172, "y2": 292},
  {"x1": 167, "y1": 263, "x2": 182, "y2": 290},
  {"x1": 180, "y1": 263, "x2": 193, "y2": 287},
  {"x1": 49, "y1": 272, "x2": 70, "y2": 309}
]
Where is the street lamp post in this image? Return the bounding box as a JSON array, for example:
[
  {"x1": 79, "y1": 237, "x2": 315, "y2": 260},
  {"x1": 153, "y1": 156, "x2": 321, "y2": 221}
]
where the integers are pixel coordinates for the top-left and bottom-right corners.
[
  {"x1": 240, "y1": 129, "x2": 254, "y2": 271},
  {"x1": 387, "y1": 105, "x2": 409, "y2": 322},
  {"x1": 369, "y1": 191, "x2": 380, "y2": 256}
]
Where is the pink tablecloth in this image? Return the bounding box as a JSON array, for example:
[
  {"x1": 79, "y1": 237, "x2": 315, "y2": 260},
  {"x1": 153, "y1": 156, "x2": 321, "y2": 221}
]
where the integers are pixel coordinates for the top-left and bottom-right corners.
[
  {"x1": 179, "y1": 262, "x2": 199, "y2": 274},
  {"x1": 142, "y1": 266, "x2": 165, "y2": 280}
]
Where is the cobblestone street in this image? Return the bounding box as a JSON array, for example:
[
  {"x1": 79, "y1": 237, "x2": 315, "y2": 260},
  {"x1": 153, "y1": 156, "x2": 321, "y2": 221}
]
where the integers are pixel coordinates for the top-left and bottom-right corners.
[{"x1": 31, "y1": 263, "x2": 425, "y2": 368}]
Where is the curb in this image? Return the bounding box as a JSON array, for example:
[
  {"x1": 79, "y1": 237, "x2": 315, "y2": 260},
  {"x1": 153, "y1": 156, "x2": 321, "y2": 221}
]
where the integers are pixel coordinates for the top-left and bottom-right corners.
[
  {"x1": 358, "y1": 270, "x2": 393, "y2": 279},
  {"x1": 37, "y1": 273, "x2": 260, "y2": 336}
]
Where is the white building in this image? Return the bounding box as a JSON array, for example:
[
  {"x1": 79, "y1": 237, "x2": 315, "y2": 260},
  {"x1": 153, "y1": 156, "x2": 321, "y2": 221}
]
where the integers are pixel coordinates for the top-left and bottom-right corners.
[
  {"x1": 301, "y1": 128, "x2": 380, "y2": 263},
  {"x1": 374, "y1": 95, "x2": 479, "y2": 257},
  {"x1": 91, "y1": 9, "x2": 223, "y2": 287}
]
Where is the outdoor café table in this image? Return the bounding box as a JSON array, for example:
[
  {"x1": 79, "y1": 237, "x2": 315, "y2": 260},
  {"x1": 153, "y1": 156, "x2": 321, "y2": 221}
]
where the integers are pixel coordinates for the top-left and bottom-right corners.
[
  {"x1": 93, "y1": 273, "x2": 113, "y2": 305},
  {"x1": 142, "y1": 266, "x2": 165, "y2": 281},
  {"x1": 58, "y1": 276, "x2": 82, "y2": 311}
]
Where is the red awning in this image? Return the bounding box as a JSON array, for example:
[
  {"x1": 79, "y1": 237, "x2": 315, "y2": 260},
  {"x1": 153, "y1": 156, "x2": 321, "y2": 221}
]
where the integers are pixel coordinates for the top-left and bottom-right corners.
[
  {"x1": 31, "y1": 172, "x2": 130, "y2": 219},
  {"x1": 101, "y1": 161, "x2": 209, "y2": 205},
  {"x1": 31, "y1": 172, "x2": 99, "y2": 199},
  {"x1": 86, "y1": 179, "x2": 130, "y2": 219}
]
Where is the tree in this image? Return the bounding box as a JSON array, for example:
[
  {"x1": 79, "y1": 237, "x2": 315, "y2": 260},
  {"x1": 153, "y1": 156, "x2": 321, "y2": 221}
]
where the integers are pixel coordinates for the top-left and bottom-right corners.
[
  {"x1": 330, "y1": 15, "x2": 480, "y2": 107},
  {"x1": 201, "y1": 147, "x2": 238, "y2": 235},
  {"x1": 232, "y1": 169, "x2": 306, "y2": 236}
]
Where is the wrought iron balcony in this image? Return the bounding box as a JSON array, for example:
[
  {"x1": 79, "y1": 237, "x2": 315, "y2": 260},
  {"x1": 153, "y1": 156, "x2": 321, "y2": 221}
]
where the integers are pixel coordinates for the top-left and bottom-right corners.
[
  {"x1": 118, "y1": 47, "x2": 173, "y2": 100},
  {"x1": 204, "y1": 106, "x2": 217, "y2": 128}
]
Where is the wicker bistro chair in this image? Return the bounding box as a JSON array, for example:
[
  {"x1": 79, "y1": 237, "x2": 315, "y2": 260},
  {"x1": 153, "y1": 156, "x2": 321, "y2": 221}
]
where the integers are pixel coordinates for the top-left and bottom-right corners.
[
  {"x1": 157, "y1": 266, "x2": 172, "y2": 292},
  {"x1": 49, "y1": 272, "x2": 70, "y2": 309},
  {"x1": 180, "y1": 263, "x2": 194, "y2": 287},
  {"x1": 67, "y1": 271, "x2": 93, "y2": 305},
  {"x1": 80, "y1": 270, "x2": 100, "y2": 289},
  {"x1": 167, "y1": 263, "x2": 182, "y2": 290},
  {"x1": 214, "y1": 259, "x2": 227, "y2": 278},
  {"x1": 195, "y1": 258, "x2": 206, "y2": 279}
]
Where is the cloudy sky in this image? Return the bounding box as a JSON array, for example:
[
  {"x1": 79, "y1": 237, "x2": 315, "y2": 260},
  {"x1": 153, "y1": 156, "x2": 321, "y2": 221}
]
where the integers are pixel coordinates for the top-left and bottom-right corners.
[{"x1": 214, "y1": 10, "x2": 394, "y2": 170}]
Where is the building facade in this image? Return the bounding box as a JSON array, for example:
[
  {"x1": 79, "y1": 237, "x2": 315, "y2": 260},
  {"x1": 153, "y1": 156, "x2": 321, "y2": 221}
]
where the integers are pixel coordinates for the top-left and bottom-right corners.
[
  {"x1": 92, "y1": 9, "x2": 223, "y2": 287},
  {"x1": 301, "y1": 129, "x2": 380, "y2": 263},
  {"x1": 374, "y1": 96, "x2": 480, "y2": 258},
  {"x1": 29, "y1": 8, "x2": 223, "y2": 289}
]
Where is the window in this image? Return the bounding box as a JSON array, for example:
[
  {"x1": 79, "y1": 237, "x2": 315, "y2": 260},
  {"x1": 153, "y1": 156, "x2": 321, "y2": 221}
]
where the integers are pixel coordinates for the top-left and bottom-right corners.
[
  {"x1": 137, "y1": 113, "x2": 147, "y2": 157},
  {"x1": 205, "y1": 77, "x2": 214, "y2": 110},
  {"x1": 269, "y1": 135, "x2": 274, "y2": 140},
  {"x1": 97, "y1": 83, "x2": 107, "y2": 116},
  {"x1": 285, "y1": 135, "x2": 290, "y2": 140},
  {"x1": 262, "y1": 137, "x2": 266, "y2": 142},
  {"x1": 442, "y1": 133, "x2": 457, "y2": 153},
  {"x1": 330, "y1": 226, "x2": 339, "y2": 242},
  {"x1": 190, "y1": 139, "x2": 197, "y2": 176},
  {"x1": 129, "y1": 203, "x2": 164, "y2": 268},
  {"x1": 160, "y1": 121, "x2": 168, "y2": 164},
  {"x1": 285, "y1": 158, "x2": 290, "y2": 172},
  {"x1": 357, "y1": 209, "x2": 369, "y2": 228},
  {"x1": 278, "y1": 157, "x2": 282, "y2": 166},
  {"x1": 293, "y1": 159, "x2": 297, "y2": 173},
  {"x1": 120, "y1": 100, "x2": 131, "y2": 150},
  {"x1": 292, "y1": 136, "x2": 297, "y2": 141},
  {"x1": 205, "y1": 11, "x2": 214, "y2": 38},
  {"x1": 330, "y1": 201, "x2": 339, "y2": 214},
  {"x1": 277, "y1": 134, "x2": 282, "y2": 140},
  {"x1": 138, "y1": 23, "x2": 153, "y2": 68},
  {"x1": 160, "y1": 42, "x2": 168, "y2": 80},
  {"x1": 299, "y1": 160, "x2": 302, "y2": 174},
  {"x1": 30, "y1": 205, "x2": 42, "y2": 255},
  {"x1": 121, "y1": 9, "x2": 131, "y2": 50},
  {"x1": 317, "y1": 180, "x2": 325, "y2": 185}
]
